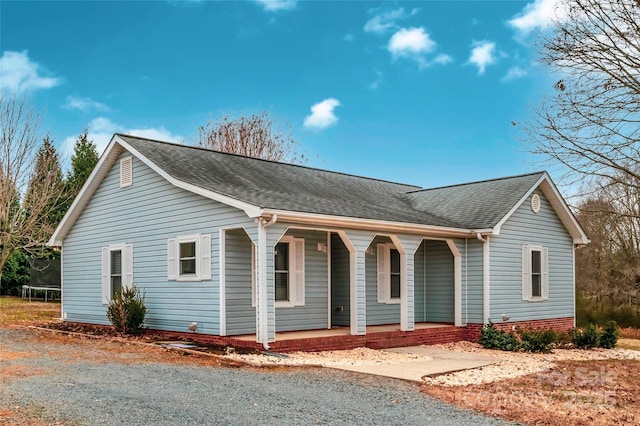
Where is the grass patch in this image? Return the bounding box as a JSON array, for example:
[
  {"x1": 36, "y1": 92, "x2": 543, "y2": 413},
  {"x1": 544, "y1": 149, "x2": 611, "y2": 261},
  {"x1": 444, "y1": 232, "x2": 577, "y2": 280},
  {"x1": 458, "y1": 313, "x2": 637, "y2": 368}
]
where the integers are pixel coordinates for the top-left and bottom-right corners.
[
  {"x1": 618, "y1": 338, "x2": 640, "y2": 351},
  {"x1": 0, "y1": 296, "x2": 60, "y2": 326}
]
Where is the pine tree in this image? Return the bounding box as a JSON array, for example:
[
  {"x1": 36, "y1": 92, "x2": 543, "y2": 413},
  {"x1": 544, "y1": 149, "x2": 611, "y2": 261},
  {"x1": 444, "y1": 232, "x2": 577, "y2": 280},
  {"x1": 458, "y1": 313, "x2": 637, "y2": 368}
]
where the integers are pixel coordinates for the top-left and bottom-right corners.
[{"x1": 68, "y1": 129, "x2": 99, "y2": 194}]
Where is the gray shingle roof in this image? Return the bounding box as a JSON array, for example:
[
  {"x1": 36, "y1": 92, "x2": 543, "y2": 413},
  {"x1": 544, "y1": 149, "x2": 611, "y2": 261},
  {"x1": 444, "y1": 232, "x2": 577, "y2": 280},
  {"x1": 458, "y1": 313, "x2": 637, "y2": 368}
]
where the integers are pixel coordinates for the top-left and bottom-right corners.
[{"x1": 119, "y1": 134, "x2": 544, "y2": 230}]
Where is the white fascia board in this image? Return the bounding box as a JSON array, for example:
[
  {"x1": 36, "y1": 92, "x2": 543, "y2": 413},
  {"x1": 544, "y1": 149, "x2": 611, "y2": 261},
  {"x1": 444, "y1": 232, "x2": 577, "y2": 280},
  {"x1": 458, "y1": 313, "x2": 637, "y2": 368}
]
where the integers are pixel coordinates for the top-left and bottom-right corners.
[
  {"x1": 538, "y1": 178, "x2": 590, "y2": 245},
  {"x1": 48, "y1": 135, "x2": 262, "y2": 246},
  {"x1": 260, "y1": 209, "x2": 487, "y2": 238},
  {"x1": 117, "y1": 137, "x2": 262, "y2": 217},
  {"x1": 492, "y1": 174, "x2": 546, "y2": 236},
  {"x1": 48, "y1": 137, "x2": 125, "y2": 246},
  {"x1": 491, "y1": 172, "x2": 589, "y2": 245}
]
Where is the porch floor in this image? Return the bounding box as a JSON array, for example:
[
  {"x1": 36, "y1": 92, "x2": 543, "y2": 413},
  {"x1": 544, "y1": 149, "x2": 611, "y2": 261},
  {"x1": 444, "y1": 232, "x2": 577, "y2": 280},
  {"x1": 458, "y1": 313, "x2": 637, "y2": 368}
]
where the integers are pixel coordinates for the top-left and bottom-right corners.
[{"x1": 233, "y1": 323, "x2": 450, "y2": 342}]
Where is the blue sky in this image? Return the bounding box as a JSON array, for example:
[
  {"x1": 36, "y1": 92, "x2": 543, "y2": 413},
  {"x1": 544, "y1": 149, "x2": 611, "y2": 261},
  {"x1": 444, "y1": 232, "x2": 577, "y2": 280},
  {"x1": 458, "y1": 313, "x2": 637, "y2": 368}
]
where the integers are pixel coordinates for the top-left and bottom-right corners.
[{"x1": 1, "y1": 0, "x2": 566, "y2": 189}]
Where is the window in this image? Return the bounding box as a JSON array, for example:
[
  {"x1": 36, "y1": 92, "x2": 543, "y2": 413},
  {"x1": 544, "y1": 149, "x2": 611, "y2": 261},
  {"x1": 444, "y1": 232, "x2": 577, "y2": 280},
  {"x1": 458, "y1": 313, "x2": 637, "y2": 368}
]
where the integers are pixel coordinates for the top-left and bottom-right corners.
[
  {"x1": 101, "y1": 243, "x2": 133, "y2": 304},
  {"x1": 274, "y1": 242, "x2": 290, "y2": 302},
  {"x1": 111, "y1": 249, "x2": 123, "y2": 297},
  {"x1": 377, "y1": 243, "x2": 401, "y2": 304},
  {"x1": 522, "y1": 245, "x2": 549, "y2": 301},
  {"x1": 390, "y1": 249, "x2": 401, "y2": 299},
  {"x1": 179, "y1": 241, "x2": 197, "y2": 275},
  {"x1": 167, "y1": 234, "x2": 211, "y2": 281},
  {"x1": 120, "y1": 156, "x2": 132, "y2": 188},
  {"x1": 274, "y1": 236, "x2": 305, "y2": 308}
]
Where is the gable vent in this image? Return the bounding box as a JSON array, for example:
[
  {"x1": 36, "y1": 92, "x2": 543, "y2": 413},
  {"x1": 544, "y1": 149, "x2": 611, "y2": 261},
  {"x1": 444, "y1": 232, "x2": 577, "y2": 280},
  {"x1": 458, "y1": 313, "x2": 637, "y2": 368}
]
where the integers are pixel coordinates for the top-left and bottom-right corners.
[
  {"x1": 120, "y1": 157, "x2": 133, "y2": 188},
  {"x1": 531, "y1": 194, "x2": 540, "y2": 213}
]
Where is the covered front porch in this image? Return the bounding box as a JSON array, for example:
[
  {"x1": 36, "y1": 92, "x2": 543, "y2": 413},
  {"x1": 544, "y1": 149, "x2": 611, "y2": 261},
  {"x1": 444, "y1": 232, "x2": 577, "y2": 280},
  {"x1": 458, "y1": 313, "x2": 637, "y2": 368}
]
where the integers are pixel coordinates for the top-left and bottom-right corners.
[{"x1": 219, "y1": 221, "x2": 480, "y2": 349}]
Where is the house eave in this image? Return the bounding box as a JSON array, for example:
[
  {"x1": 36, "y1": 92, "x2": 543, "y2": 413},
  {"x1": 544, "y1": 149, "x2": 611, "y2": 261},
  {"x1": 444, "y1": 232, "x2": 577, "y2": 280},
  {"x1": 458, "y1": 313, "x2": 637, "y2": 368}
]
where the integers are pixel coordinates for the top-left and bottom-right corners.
[
  {"x1": 491, "y1": 172, "x2": 589, "y2": 245},
  {"x1": 259, "y1": 209, "x2": 491, "y2": 238}
]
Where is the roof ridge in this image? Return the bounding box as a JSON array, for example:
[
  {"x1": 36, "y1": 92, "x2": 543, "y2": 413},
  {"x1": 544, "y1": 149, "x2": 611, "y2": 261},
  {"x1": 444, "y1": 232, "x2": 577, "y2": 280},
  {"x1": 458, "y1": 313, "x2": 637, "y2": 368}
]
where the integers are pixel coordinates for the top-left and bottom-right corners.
[
  {"x1": 117, "y1": 133, "x2": 421, "y2": 190},
  {"x1": 404, "y1": 171, "x2": 546, "y2": 194}
]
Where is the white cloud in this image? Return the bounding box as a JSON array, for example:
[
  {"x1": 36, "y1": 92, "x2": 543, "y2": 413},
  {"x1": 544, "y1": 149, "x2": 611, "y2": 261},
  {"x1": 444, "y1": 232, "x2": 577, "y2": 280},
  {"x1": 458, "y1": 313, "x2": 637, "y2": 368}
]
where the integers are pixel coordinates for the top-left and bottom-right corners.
[
  {"x1": 386, "y1": 27, "x2": 451, "y2": 69},
  {"x1": 303, "y1": 98, "x2": 341, "y2": 130},
  {"x1": 343, "y1": 33, "x2": 354, "y2": 42},
  {"x1": 502, "y1": 66, "x2": 528, "y2": 81},
  {"x1": 63, "y1": 95, "x2": 110, "y2": 112},
  {"x1": 61, "y1": 117, "x2": 183, "y2": 159},
  {"x1": 254, "y1": 0, "x2": 296, "y2": 12},
  {"x1": 432, "y1": 54, "x2": 453, "y2": 66},
  {"x1": 388, "y1": 27, "x2": 436, "y2": 58},
  {"x1": 0, "y1": 50, "x2": 60, "y2": 94},
  {"x1": 508, "y1": 0, "x2": 568, "y2": 35},
  {"x1": 468, "y1": 41, "x2": 497, "y2": 74},
  {"x1": 364, "y1": 7, "x2": 419, "y2": 34}
]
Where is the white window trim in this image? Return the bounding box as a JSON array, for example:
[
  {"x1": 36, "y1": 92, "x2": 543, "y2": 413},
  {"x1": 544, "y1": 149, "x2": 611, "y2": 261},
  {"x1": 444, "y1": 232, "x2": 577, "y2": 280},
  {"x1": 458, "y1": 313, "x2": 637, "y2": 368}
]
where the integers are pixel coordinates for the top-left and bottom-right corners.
[
  {"x1": 167, "y1": 234, "x2": 211, "y2": 282},
  {"x1": 101, "y1": 243, "x2": 133, "y2": 305},
  {"x1": 522, "y1": 244, "x2": 549, "y2": 302},
  {"x1": 377, "y1": 243, "x2": 401, "y2": 305},
  {"x1": 275, "y1": 236, "x2": 305, "y2": 308}
]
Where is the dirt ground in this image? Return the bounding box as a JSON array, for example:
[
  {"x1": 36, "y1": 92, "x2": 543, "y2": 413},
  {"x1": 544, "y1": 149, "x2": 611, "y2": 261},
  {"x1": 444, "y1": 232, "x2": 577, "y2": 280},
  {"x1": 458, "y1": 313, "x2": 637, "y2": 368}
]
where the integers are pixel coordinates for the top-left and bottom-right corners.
[{"x1": 2, "y1": 297, "x2": 640, "y2": 425}]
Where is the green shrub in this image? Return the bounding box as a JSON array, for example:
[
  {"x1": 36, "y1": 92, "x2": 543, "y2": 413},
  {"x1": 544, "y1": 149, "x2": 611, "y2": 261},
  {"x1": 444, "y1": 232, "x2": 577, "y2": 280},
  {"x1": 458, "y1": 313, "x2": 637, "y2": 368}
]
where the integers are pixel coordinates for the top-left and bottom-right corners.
[
  {"x1": 519, "y1": 328, "x2": 558, "y2": 353},
  {"x1": 107, "y1": 285, "x2": 147, "y2": 335},
  {"x1": 571, "y1": 324, "x2": 600, "y2": 349},
  {"x1": 599, "y1": 320, "x2": 619, "y2": 349},
  {"x1": 478, "y1": 321, "x2": 520, "y2": 351}
]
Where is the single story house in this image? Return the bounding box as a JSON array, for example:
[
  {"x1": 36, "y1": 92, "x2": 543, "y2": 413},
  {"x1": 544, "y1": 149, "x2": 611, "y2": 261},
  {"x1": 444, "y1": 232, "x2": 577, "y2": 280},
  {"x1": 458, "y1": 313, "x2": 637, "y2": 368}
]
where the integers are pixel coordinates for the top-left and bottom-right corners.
[{"x1": 48, "y1": 134, "x2": 589, "y2": 351}]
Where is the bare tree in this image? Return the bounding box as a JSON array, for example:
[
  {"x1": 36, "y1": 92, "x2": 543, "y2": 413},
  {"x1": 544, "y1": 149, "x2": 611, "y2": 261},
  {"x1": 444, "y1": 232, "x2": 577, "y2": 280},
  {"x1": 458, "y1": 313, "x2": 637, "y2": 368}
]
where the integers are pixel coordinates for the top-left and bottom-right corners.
[
  {"x1": 0, "y1": 96, "x2": 65, "y2": 282},
  {"x1": 197, "y1": 111, "x2": 305, "y2": 164},
  {"x1": 526, "y1": 0, "x2": 640, "y2": 202}
]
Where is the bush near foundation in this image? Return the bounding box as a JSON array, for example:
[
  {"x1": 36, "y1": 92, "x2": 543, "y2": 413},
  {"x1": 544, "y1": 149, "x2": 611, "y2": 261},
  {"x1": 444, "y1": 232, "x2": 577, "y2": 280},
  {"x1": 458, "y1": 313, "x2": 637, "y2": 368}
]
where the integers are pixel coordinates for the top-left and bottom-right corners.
[
  {"x1": 478, "y1": 320, "x2": 619, "y2": 352},
  {"x1": 107, "y1": 285, "x2": 147, "y2": 335}
]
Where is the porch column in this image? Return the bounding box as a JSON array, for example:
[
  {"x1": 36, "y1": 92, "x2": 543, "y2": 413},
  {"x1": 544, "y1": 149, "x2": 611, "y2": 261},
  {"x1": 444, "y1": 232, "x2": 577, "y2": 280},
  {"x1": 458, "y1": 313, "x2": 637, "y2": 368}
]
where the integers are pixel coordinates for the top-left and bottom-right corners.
[
  {"x1": 339, "y1": 230, "x2": 375, "y2": 336},
  {"x1": 253, "y1": 219, "x2": 287, "y2": 348},
  {"x1": 446, "y1": 240, "x2": 463, "y2": 327},
  {"x1": 391, "y1": 235, "x2": 423, "y2": 332}
]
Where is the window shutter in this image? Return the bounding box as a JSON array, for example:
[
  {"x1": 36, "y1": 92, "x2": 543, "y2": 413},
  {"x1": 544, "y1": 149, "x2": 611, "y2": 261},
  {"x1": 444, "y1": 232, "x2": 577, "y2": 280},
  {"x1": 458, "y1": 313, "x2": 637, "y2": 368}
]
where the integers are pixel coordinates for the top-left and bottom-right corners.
[
  {"x1": 522, "y1": 245, "x2": 530, "y2": 301},
  {"x1": 102, "y1": 247, "x2": 110, "y2": 304},
  {"x1": 377, "y1": 244, "x2": 388, "y2": 303},
  {"x1": 541, "y1": 247, "x2": 549, "y2": 300},
  {"x1": 200, "y1": 234, "x2": 212, "y2": 280},
  {"x1": 167, "y1": 238, "x2": 177, "y2": 280},
  {"x1": 124, "y1": 244, "x2": 134, "y2": 289},
  {"x1": 292, "y1": 238, "x2": 305, "y2": 306}
]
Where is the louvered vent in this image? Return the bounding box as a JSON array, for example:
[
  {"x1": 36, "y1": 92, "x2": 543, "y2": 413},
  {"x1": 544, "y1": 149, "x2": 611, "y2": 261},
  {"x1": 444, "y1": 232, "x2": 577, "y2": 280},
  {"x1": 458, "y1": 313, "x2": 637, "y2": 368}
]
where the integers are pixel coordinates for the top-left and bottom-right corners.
[
  {"x1": 120, "y1": 157, "x2": 133, "y2": 188},
  {"x1": 531, "y1": 194, "x2": 540, "y2": 213}
]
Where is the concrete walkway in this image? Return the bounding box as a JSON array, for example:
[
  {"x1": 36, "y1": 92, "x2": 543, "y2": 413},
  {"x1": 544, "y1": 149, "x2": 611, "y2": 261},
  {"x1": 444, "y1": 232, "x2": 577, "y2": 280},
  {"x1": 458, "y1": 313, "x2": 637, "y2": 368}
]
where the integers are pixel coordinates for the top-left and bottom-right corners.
[{"x1": 330, "y1": 346, "x2": 499, "y2": 382}]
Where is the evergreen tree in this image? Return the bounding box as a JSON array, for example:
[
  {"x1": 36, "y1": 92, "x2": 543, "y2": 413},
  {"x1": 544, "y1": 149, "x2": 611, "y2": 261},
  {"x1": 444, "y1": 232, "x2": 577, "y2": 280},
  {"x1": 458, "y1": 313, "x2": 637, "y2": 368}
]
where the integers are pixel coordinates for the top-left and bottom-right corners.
[
  {"x1": 68, "y1": 129, "x2": 99, "y2": 194},
  {"x1": 24, "y1": 136, "x2": 65, "y2": 226}
]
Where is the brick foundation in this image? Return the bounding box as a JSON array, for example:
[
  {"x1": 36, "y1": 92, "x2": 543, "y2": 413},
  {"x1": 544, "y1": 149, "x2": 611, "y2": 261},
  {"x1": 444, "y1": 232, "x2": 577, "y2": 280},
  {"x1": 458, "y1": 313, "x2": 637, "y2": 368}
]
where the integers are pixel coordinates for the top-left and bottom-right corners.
[
  {"x1": 465, "y1": 317, "x2": 576, "y2": 341},
  {"x1": 62, "y1": 317, "x2": 575, "y2": 352}
]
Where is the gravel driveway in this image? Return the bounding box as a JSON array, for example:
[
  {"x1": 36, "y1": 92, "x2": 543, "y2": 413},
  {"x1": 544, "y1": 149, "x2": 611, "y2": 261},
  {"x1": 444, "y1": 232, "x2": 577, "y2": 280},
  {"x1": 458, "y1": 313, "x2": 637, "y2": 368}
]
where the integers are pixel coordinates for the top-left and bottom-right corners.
[{"x1": 0, "y1": 328, "x2": 509, "y2": 425}]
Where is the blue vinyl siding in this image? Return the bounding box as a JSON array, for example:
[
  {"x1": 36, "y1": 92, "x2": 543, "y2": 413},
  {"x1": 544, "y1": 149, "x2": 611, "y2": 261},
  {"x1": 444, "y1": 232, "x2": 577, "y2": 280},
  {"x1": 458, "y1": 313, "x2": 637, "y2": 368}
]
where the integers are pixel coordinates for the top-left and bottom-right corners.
[
  {"x1": 458, "y1": 238, "x2": 484, "y2": 324},
  {"x1": 414, "y1": 240, "x2": 455, "y2": 323},
  {"x1": 62, "y1": 153, "x2": 254, "y2": 335},
  {"x1": 330, "y1": 233, "x2": 350, "y2": 326},
  {"x1": 274, "y1": 229, "x2": 329, "y2": 332},
  {"x1": 224, "y1": 229, "x2": 255, "y2": 335},
  {"x1": 489, "y1": 189, "x2": 574, "y2": 322}
]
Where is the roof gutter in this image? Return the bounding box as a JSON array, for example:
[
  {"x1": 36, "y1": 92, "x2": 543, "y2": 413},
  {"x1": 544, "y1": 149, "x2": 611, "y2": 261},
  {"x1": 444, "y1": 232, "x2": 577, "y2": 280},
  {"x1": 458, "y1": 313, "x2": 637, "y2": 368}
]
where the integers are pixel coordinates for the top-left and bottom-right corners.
[
  {"x1": 476, "y1": 233, "x2": 491, "y2": 325},
  {"x1": 259, "y1": 209, "x2": 491, "y2": 238},
  {"x1": 257, "y1": 214, "x2": 277, "y2": 351}
]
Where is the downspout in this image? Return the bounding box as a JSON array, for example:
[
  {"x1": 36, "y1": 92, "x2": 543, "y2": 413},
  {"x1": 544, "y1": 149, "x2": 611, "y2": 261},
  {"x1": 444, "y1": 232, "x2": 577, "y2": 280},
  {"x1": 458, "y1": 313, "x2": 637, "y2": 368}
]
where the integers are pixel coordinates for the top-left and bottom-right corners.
[
  {"x1": 257, "y1": 215, "x2": 277, "y2": 350},
  {"x1": 476, "y1": 233, "x2": 490, "y2": 325}
]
